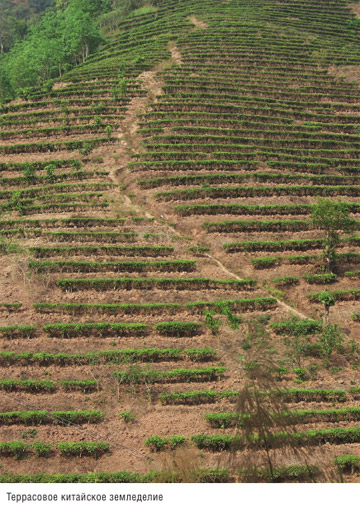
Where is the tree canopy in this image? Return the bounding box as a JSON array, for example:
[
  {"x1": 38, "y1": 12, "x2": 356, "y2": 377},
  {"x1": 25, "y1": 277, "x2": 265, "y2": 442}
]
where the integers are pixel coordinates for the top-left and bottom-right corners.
[
  {"x1": 0, "y1": 0, "x2": 109, "y2": 101},
  {"x1": 311, "y1": 198, "x2": 357, "y2": 272}
]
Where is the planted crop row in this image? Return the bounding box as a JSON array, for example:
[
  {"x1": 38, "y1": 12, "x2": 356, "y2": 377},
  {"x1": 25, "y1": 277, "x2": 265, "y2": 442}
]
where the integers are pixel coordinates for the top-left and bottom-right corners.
[
  {"x1": 159, "y1": 390, "x2": 239, "y2": 405},
  {"x1": 0, "y1": 302, "x2": 22, "y2": 312},
  {"x1": 191, "y1": 426, "x2": 360, "y2": 451},
  {"x1": 0, "y1": 137, "x2": 115, "y2": 155},
  {"x1": 0, "y1": 468, "x2": 231, "y2": 483},
  {"x1": 33, "y1": 297, "x2": 276, "y2": 315},
  {"x1": 0, "y1": 379, "x2": 98, "y2": 393},
  {"x1": 270, "y1": 320, "x2": 322, "y2": 335},
  {"x1": 0, "y1": 243, "x2": 21, "y2": 255},
  {"x1": 251, "y1": 252, "x2": 360, "y2": 269},
  {"x1": 33, "y1": 301, "x2": 182, "y2": 315},
  {"x1": 308, "y1": 289, "x2": 360, "y2": 303},
  {"x1": 303, "y1": 273, "x2": 337, "y2": 284},
  {"x1": 203, "y1": 219, "x2": 312, "y2": 233},
  {"x1": 42, "y1": 322, "x2": 148, "y2": 338},
  {"x1": 29, "y1": 259, "x2": 196, "y2": 274},
  {"x1": 0, "y1": 158, "x2": 81, "y2": 172},
  {"x1": 42, "y1": 321, "x2": 203, "y2": 338},
  {"x1": 0, "y1": 441, "x2": 109, "y2": 459},
  {"x1": 129, "y1": 159, "x2": 259, "y2": 171},
  {"x1": 1, "y1": 195, "x2": 109, "y2": 215},
  {"x1": 10, "y1": 200, "x2": 109, "y2": 216},
  {"x1": 345, "y1": 270, "x2": 360, "y2": 278},
  {"x1": 138, "y1": 171, "x2": 360, "y2": 190},
  {"x1": 174, "y1": 202, "x2": 360, "y2": 217},
  {"x1": 0, "y1": 218, "x2": 126, "y2": 229},
  {"x1": 57, "y1": 277, "x2": 256, "y2": 291},
  {"x1": 0, "y1": 348, "x2": 216, "y2": 366},
  {"x1": 186, "y1": 297, "x2": 277, "y2": 312},
  {"x1": 35, "y1": 231, "x2": 137, "y2": 242},
  {"x1": 57, "y1": 442, "x2": 110, "y2": 458},
  {"x1": 224, "y1": 237, "x2": 360, "y2": 253},
  {"x1": 154, "y1": 321, "x2": 202, "y2": 337},
  {"x1": 0, "y1": 326, "x2": 36, "y2": 339},
  {"x1": 275, "y1": 388, "x2": 347, "y2": 402},
  {"x1": 204, "y1": 407, "x2": 360, "y2": 428},
  {"x1": 0, "y1": 123, "x2": 120, "y2": 140},
  {"x1": 0, "y1": 170, "x2": 108, "y2": 188},
  {"x1": 335, "y1": 455, "x2": 360, "y2": 473},
  {"x1": 114, "y1": 366, "x2": 226, "y2": 384},
  {"x1": 145, "y1": 436, "x2": 186, "y2": 451},
  {"x1": 0, "y1": 410, "x2": 104, "y2": 425},
  {"x1": 159, "y1": 387, "x2": 347, "y2": 405},
  {"x1": 31, "y1": 245, "x2": 172, "y2": 258},
  {"x1": 0, "y1": 182, "x2": 112, "y2": 200}
]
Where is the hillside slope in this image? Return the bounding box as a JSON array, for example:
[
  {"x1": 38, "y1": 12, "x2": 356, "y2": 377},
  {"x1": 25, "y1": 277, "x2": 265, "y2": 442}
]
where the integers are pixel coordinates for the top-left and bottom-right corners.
[{"x1": 2, "y1": 0, "x2": 360, "y2": 482}]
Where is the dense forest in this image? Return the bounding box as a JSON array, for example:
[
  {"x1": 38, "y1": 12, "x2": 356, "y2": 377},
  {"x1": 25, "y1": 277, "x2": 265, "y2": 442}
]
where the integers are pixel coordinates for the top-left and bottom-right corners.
[
  {"x1": 0, "y1": 0, "x2": 147, "y2": 101},
  {"x1": 0, "y1": 0, "x2": 53, "y2": 55}
]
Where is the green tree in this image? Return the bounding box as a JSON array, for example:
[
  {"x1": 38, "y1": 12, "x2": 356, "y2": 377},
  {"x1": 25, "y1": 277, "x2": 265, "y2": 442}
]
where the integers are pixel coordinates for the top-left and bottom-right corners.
[
  {"x1": 203, "y1": 310, "x2": 221, "y2": 335},
  {"x1": 28, "y1": 0, "x2": 54, "y2": 13},
  {"x1": 202, "y1": 300, "x2": 241, "y2": 335},
  {"x1": 225, "y1": 318, "x2": 339, "y2": 482},
  {"x1": 318, "y1": 324, "x2": 344, "y2": 358},
  {"x1": 0, "y1": 0, "x2": 104, "y2": 94},
  {"x1": 0, "y1": 67, "x2": 14, "y2": 102},
  {"x1": 63, "y1": 4, "x2": 104, "y2": 65},
  {"x1": 0, "y1": 9, "x2": 16, "y2": 54},
  {"x1": 318, "y1": 291, "x2": 336, "y2": 325},
  {"x1": 1, "y1": 10, "x2": 65, "y2": 89},
  {"x1": 228, "y1": 320, "x2": 320, "y2": 481},
  {"x1": 0, "y1": 1, "x2": 30, "y2": 55},
  {"x1": 312, "y1": 198, "x2": 356, "y2": 272},
  {"x1": 105, "y1": 124, "x2": 112, "y2": 139}
]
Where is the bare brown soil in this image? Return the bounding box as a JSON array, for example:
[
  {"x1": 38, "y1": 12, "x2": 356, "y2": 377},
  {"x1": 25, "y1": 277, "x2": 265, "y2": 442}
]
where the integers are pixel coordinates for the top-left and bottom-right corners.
[
  {"x1": 329, "y1": 64, "x2": 360, "y2": 85},
  {"x1": 348, "y1": 3, "x2": 360, "y2": 16},
  {"x1": 168, "y1": 43, "x2": 183, "y2": 65},
  {"x1": 189, "y1": 16, "x2": 208, "y2": 29}
]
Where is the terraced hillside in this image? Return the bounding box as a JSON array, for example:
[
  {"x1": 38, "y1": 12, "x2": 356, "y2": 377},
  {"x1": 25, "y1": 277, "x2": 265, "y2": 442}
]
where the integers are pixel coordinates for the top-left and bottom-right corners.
[{"x1": 2, "y1": 0, "x2": 360, "y2": 483}]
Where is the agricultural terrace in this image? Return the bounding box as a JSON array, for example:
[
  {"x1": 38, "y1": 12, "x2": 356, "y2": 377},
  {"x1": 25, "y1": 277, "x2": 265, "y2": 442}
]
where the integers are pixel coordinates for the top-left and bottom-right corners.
[{"x1": 1, "y1": 0, "x2": 360, "y2": 482}]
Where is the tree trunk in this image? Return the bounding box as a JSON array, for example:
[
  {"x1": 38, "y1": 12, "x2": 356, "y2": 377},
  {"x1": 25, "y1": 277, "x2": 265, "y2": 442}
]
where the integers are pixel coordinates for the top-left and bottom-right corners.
[
  {"x1": 325, "y1": 240, "x2": 331, "y2": 273},
  {"x1": 324, "y1": 304, "x2": 330, "y2": 325}
]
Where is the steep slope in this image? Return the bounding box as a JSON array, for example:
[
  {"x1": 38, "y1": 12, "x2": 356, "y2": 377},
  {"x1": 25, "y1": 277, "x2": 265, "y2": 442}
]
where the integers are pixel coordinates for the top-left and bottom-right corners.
[{"x1": 2, "y1": 0, "x2": 360, "y2": 482}]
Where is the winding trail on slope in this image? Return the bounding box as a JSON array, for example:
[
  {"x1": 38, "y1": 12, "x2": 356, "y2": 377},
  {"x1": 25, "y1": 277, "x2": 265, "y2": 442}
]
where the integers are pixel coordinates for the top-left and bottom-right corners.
[
  {"x1": 95, "y1": 53, "x2": 312, "y2": 322},
  {"x1": 205, "y1": 254, "x2": 310, "y2": 320}
]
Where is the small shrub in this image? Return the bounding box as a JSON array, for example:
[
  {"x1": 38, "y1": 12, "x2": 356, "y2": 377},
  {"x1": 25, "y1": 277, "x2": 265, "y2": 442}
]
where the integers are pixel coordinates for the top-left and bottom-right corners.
[
  {"x1": 145, "y1": 436, "x2": 186, "y2": 452},
  {"x1": 57, "y1": 441, "x2": 109, "y2": 458},
  {"x1": 32, "y1": 442, "x2": 52, "y2": 457},
  {"x1": 119, "y1": 411, "x2": 135, "y2": 423}
]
